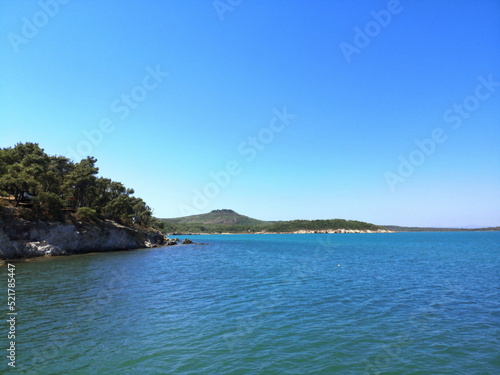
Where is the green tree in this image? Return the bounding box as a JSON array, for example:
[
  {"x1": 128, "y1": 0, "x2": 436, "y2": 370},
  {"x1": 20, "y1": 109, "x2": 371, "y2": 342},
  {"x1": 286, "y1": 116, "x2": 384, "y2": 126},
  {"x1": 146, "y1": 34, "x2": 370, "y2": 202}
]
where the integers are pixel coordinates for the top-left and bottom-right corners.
[
  {"x1": 0, "y1": 143, "x2": 50, "y2": 203},
  {"x1": 131, "y1": 197, "x2": 152, "y2": 226},
  {"x1": 64, "y1": 156, "x2": 98, "y2": 208}
]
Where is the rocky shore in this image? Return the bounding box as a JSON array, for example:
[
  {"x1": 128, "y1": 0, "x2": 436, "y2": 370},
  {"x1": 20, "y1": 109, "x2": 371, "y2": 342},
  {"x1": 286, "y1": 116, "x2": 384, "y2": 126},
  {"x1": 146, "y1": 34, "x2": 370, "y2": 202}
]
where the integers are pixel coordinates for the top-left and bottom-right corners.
[{"x1": 0, "y1": 218, "x2": 175, "y2": 260}]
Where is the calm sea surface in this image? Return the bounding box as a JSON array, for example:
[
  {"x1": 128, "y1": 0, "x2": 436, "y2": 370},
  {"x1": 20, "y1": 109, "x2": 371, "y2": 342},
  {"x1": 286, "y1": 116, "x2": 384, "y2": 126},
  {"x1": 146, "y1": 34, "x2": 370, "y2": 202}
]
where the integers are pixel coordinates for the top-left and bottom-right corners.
[{"x1": 1, "y1": 232, "x2": 499, "y2": 374}]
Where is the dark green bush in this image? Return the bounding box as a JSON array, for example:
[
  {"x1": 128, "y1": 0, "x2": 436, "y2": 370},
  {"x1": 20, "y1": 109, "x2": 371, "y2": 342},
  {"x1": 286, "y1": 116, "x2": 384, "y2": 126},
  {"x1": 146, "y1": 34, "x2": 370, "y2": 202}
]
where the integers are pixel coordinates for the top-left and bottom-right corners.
[
  {"x1": 76, "y1": 207, "x2": 99, "y2": 222},
  {"x1": 33, "y1": 192, "x2": 65, "y2": 221}
]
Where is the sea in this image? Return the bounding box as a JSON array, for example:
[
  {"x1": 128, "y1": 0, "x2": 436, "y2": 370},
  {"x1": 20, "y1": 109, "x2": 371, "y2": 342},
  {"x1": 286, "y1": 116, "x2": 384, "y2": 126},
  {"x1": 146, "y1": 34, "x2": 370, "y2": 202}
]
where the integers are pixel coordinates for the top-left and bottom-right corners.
[{"x1": 1, "y1": 232, "x2": 499, "y2": 374}]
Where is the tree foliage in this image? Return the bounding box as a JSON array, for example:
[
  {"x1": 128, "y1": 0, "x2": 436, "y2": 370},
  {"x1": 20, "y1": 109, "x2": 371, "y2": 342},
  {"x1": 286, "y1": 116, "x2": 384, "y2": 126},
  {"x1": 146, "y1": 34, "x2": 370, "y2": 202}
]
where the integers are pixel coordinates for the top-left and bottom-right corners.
[
  {"x1": 0, "y1": 143, "x2": 154, "y2": 226},
  {"x1": 265, "y1": 219, "x2": 380, "y2": 232},
  {"x1": 76, "y1": 207, "x2": 99, "y2": 222}
]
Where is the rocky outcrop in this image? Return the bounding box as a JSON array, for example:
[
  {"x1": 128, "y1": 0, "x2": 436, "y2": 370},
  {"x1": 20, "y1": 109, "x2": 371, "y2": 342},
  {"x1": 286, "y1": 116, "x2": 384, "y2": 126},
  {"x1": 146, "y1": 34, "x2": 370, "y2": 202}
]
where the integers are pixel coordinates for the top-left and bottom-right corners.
[
  {"x1": 0, "y1": 218, "x2": 167, "y2": 260},
  {"x1": 165, "y1": 238, "x2": 179, "y2": 246}
]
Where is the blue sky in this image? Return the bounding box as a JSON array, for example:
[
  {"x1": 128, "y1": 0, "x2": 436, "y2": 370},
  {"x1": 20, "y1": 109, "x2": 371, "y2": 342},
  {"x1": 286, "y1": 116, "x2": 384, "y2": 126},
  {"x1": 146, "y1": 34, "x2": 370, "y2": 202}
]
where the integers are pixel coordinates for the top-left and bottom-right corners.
[{"x1": 1, "y1": 0, "x2": 499, "y2": 227}]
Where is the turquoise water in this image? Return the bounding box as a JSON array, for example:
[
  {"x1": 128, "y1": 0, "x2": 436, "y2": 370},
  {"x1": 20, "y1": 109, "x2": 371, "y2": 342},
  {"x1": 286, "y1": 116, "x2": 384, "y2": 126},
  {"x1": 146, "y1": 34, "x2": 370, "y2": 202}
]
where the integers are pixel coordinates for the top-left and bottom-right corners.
[{"x1": 1, "y1": 232, "x2": 499, "y2": 374}]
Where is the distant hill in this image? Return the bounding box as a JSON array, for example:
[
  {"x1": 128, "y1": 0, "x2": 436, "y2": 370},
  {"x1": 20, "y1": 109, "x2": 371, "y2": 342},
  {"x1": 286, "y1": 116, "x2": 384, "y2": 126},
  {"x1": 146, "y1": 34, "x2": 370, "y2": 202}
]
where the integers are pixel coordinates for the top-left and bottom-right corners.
[
  {"x1": 164, "y1": 209, "x2": 269, "y2": 226},
  {"x1": 160, "y1": 209, "x2": 381, "y2": 234}
]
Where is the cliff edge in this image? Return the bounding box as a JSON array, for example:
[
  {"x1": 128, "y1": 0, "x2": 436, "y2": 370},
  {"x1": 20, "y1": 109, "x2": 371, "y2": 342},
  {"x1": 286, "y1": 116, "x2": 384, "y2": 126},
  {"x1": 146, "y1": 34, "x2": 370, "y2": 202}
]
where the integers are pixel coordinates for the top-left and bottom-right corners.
[{"x1": 0, "y1": 218, "x2": 166, "y2": 260}]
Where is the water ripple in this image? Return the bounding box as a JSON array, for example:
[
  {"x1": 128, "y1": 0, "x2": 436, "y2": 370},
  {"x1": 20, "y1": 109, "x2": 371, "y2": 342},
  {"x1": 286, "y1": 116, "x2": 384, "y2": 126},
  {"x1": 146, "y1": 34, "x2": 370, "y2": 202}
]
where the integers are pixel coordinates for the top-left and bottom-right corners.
[{"x1": 5, "y1": 232, "x2": 499, "y2": 374}]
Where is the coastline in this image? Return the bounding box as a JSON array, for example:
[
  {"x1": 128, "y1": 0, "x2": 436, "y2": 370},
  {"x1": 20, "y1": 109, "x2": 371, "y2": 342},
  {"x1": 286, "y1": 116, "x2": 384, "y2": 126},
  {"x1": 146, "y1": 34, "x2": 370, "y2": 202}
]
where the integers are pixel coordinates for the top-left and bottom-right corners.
[
  {"x1": 169, "y1": 229, "x2": 394, "y2": 235},
  {"x1": 0, "y1": 218, "x2": 173, "y2": 260},
  {"x1": 168, "y1": 227, "x2": 500, "y2": 235}
]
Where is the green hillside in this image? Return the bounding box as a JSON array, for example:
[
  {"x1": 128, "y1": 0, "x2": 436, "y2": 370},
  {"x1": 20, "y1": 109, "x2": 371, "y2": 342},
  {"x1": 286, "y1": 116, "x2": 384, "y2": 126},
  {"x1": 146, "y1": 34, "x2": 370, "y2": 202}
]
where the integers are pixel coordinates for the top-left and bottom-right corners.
[
  {"x1": 160, "y1": 210, "x2": 381, "y2": 234},
  {"x1": 164, "y1": 209, "x2": 268, "y2": 226},
  {"x1": 160, "y1": 209, "x2": 271, "y2": 233}
]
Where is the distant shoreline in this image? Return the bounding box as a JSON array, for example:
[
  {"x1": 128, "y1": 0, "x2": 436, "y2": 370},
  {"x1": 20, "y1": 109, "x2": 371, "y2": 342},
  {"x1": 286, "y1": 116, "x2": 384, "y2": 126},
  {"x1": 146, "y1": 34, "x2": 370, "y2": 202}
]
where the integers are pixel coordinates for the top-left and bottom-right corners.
[
  {"x1": 168, "y1": 228, "x2": 500, "y2": 235},
  {"x1": 169, "y1": 229, "x2": 392, "y2": 235}
]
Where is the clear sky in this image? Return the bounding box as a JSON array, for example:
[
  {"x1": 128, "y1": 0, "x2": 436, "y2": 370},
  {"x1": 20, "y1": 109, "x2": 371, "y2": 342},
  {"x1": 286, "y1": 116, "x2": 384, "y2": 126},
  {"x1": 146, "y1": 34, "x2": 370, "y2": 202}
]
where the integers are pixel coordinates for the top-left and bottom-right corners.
[{"x1": 1, "y1": 0, "x2": 499, "y2": 227}]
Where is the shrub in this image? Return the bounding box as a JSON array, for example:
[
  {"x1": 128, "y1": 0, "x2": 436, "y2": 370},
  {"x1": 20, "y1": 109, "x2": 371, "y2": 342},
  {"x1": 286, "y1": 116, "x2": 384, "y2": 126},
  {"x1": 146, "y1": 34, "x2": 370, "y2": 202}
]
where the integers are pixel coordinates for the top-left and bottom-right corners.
[
  {"x1": 151, "y1": 219, "x2": 165, "y2": 231},
  {"x1": 76, "y1": 207, "x2": 99, "y2": 222},
  {"x1": 33, "y1": 192, "x2": 65, "y2": 221}
]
